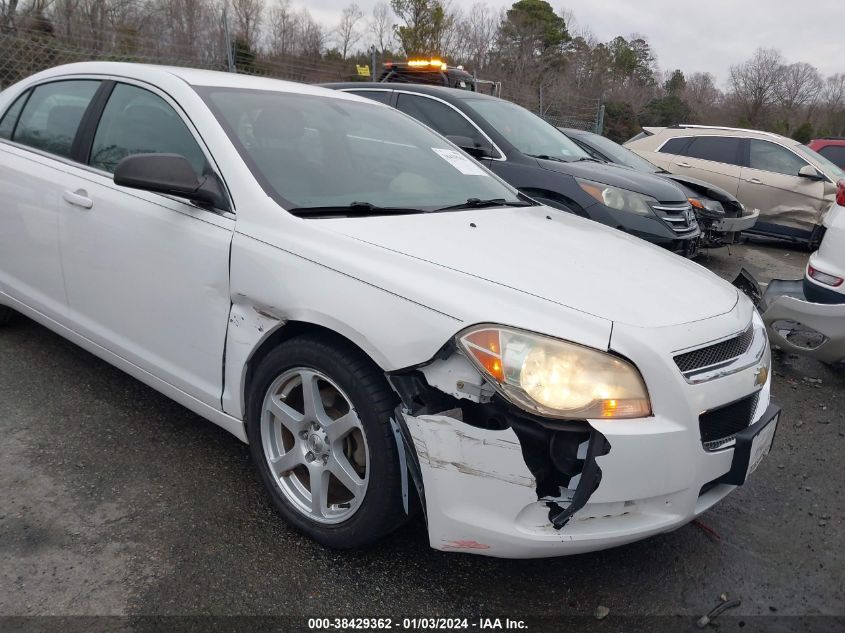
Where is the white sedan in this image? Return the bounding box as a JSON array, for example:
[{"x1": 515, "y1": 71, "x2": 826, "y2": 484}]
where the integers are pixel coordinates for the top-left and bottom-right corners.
[{"x1": 0, "y1": 63, "x2": 779, "y2": 558}]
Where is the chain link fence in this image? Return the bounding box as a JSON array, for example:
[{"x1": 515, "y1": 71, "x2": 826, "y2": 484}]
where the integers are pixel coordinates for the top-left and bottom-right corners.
[
  {"x1": 0, "y1": 23, "x2": 604, "y2": 134},
  {"x1": 0, "y1": 24, "x2": 365, "y2": 91}
]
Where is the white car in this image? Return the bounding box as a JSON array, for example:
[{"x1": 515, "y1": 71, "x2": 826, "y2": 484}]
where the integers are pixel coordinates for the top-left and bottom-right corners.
[
  {"x1": 743, "y1": 201, "x2": 845, "y2": 365},
  {"x1": 0, "y1": 63, "x2": 779, "y2": 558}
]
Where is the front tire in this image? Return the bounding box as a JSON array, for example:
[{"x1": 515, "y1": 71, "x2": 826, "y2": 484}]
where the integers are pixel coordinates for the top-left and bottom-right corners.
[{"x1": 246, "y1": 334, "x2": 406, "y2": 548}]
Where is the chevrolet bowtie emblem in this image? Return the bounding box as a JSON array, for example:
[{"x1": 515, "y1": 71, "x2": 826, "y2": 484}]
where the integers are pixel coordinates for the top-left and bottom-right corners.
[{"x1": 755, "y1": 365, "x2": 769, "y2": 386}]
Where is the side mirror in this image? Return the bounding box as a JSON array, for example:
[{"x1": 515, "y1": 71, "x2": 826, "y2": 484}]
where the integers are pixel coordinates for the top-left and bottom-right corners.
[
  {"x1": 446, "y1": 135, "x2": 495, "y2": 159},
  {"x1": 114, "y1": 153, "x2": 229, "y2": 211},
  {"x1": 798, "y1": 164, "x2": 825, "y2": 181}
]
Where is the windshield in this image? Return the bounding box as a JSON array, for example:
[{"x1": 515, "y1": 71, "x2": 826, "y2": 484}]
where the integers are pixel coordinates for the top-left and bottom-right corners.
[
  {"x1": 198, "y1": 87, "x2": 521, "y2": 212},
  {"x1": 463, "y1": 98, "x2": 589, "y2": 161},
  {"x1": 577, "y1": 132, "x2": 662, "y2": 173},
  {"x1": 800, "y1": 144, "x2": 845, "y2": 180}
]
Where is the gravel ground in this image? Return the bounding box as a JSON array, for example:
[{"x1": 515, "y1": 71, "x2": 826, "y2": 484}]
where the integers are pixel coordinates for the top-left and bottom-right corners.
[{"x1": 0, "y1": 240, "x2": 842, "y2": 633}]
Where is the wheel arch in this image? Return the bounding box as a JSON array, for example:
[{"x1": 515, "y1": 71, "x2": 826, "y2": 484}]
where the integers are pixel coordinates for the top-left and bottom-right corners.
[{"x1": 222, "y1": 304, "x2": 396, "y2": 424}]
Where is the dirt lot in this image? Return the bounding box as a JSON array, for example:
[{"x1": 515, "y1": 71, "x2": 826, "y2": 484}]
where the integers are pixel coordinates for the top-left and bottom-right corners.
[{"x1": 0, "y1": 240, "x2": 842, "y2": 633}]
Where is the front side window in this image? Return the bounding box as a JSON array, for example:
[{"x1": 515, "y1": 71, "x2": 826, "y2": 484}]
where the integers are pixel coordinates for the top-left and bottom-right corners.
[
  {"x1": 0, "y1": 91, "x2": 29, "y2": 139},
  {"x1": 90, "y1": 83, "x2": 206, "y2": 174},
  {"x1": 396, "y1": 94, "x2": 483, "y2": 142},
  {"x1": 801, "y1": 144, "x2": 845, "y2": 179},
  {"x1": 748, "y1": 139, "x2": 808, "y2": 176},
  {"x1": 12, "y1": 80, "x2": 100, "y2": 158},
  {"x1": 464, "y1": 98, "x2": 588, "y2": 161},
  {"x1": 199, "y1": 87, "x2": 521, "y2": 212},
  {"x1": 683, "y1": 136, "x2": 741, "y2": 165}
]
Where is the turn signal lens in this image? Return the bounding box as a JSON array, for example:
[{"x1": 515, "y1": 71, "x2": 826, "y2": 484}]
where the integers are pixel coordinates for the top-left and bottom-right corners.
[{"x1": 457, "y1": 325, "x2": 652, "y2": 420}]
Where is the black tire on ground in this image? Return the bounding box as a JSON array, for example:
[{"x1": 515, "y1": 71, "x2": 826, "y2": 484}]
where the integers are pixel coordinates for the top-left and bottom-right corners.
[
  {"x1": 246, "y1": 333, "x2": 407, "y2": 549},
  {"x1": 0, "y1": 307, "x2": 13, "y2": 326}
]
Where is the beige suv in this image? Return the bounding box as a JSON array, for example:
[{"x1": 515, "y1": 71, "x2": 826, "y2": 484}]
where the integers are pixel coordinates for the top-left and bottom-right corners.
[{"x1": 626, "y1": 125, "x2": 845, "y2": 244}]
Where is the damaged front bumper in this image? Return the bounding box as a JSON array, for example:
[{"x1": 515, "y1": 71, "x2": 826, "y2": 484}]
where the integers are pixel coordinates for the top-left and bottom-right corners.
[
  {"x1": 390, "y1": 304, "x2": 775, "y2": 558},
  {"x1": 710, "y1": 208, "x2": 760, "y2": 234},
  {"x1": 735, "y1": 269, "x2": 845, "y2": 364}
]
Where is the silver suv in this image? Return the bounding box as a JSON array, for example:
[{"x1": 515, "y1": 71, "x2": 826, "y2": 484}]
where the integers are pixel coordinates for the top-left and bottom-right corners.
[{"x1": 626, "y1": 125, "x2": 845, "y2": 245}]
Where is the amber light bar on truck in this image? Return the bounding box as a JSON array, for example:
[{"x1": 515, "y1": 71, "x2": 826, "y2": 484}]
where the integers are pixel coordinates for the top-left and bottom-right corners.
[{"x1": 385, "y1": 59, "x2": 449, "y2": 71}]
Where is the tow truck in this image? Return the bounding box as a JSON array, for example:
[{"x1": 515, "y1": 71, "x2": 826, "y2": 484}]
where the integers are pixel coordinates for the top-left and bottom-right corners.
[{"x1": 378, "y1": 59, "x2": 501, "y2": 97}]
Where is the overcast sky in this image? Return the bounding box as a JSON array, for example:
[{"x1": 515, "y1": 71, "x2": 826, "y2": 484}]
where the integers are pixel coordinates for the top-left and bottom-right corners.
[{"x1": 302, "y1": 0, "x2": 844, "y2": 86}]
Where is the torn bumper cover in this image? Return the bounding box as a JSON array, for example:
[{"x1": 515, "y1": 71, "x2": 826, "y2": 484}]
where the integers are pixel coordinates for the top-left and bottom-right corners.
[{"x1": 395, "y1": 405, "x2": 767, "y2": 558}]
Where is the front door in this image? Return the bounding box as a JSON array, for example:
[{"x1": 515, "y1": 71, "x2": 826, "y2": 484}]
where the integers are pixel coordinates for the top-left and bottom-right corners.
[
  {"x1": 56, "y1": 81, "x2": 234, "y2": 408},
  {"x1": 738, "y1": 138, "x2": 827, "y2": 233}
]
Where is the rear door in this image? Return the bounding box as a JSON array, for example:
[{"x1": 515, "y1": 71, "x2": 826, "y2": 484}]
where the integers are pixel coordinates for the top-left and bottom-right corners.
[
  {"x1": 55, "y1": 80, "x2": 234, "y2": 408},
  {"x1": 0, "y1": 79, "x2": 102, "y2": 319},
  {"x1": 668, "y1": 135, "x2": 743, "y2": 196},
  {"x1": 738, "y1": 138, "x2": 827, "y2": 232}
]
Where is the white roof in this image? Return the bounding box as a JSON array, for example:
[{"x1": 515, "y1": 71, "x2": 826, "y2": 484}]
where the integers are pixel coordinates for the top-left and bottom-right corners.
[{"x1": 21, "y1": 61, "x2": 363, "y2": 101}]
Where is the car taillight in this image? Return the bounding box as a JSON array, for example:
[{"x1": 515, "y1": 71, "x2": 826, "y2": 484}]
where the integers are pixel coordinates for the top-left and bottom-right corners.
[
  {"x1": 808, "y1": 264, "x2": 844, "y2": 287},
  {"x1": 837, "y1": 180, "x2": 845, "y2": 206}
]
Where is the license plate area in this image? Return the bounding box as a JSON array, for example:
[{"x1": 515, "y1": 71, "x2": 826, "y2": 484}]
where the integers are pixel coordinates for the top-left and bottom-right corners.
[{"x1": 716, "y1": 403, "x2": 781, "y2": 486}]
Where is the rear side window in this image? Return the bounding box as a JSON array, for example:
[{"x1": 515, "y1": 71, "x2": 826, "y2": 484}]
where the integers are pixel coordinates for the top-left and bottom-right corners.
[
  {"x1": 347, "y1": 90, "x2": 391, "y2": 104},
  {"x1": 0, "y1": 91, "x2": 29, "y2": 139},
  {"x1": 89, "y1": 83, "x2": 206, "y2": 175},
  {"x1": 396, "y1": 94, "x2": 483, "y2": 143},
  {"x1": 683, "y1": 136, "x2": 741, "y2": 165},
  {"x1": 748, "y1": 139, "x2": 807, "y2": 176},
  {"x1": 658, "y1": 136, "x2": 690, "y2": 155},
  {"x1": 12, "y1": 80, "x2": 100, "y2": 158},
  {"x1": 818, "y1": 145, "x2": 845, "y2": 168}
]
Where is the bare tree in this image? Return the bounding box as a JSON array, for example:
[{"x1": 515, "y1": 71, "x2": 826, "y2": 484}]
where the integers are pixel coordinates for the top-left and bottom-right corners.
[
  {"x1": 266, "y1": 0, "x2": 297, "y2": 55},
  {"x1": 336, "y1": 2, "x2": 362, "y2": 59},
  {"x1": 728, "y1": 48, "x2": 785, "y2": 126},
  {"x1": 368, "y1": 1, "x2": 392, "y2": 53},
  {"x1": 776, "y1": 61, "x2": 823, "y2": 122},
  {"x1": 683, "y1": 72, "x2": 723, "y2": 122},
  {"x1": 231, "y1": 0, "x2": 263, "y2": 50},
  {"x1": 458, "y1": 2, "x2": 498, "y2": 69}
]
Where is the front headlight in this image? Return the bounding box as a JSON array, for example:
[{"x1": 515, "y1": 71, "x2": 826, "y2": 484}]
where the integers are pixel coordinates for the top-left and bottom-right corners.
[
  {"x1": 457, "y1": 325, "x2": 652, "y2": 419},
  {"x1": 576, "y1": 178, "x2": 656, "y2": 215}
]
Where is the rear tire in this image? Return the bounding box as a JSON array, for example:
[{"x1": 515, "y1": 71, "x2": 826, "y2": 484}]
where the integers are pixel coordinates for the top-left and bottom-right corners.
[{"x1": 246, "y1": 333, "x2": 406, "y2": 548}]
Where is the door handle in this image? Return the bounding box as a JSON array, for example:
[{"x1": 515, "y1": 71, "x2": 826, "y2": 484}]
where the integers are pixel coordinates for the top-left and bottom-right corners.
[
  {"x1": 676, "y1": 162, "x2": 691, "y2": 168},
  {"x1": 746, "y1": 178, "x2": 763, "y2": 184},
  {"x1": 62, "y1": 189, "x2": 93, "y2": 209}
]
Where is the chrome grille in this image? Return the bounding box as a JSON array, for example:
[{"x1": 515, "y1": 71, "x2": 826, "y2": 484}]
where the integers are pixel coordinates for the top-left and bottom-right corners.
[
  {"x1": 700, "y1": 392, "x2": 760, "y2": 451},
  {"x1": 652, "y1": 202, "x2": 698, "y2": 235},
  {"x1": 674, "y1": 325, "x2": 755, "y2": 374}
]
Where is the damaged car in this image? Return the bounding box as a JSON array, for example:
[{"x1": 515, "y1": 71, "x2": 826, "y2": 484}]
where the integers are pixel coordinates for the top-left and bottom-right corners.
[
  {"x1": 626, "y1": 125, "x2": 845, "y2": 247},
  {"x1": 736, "y1": 199, "x2": 845, "y2": 366},
  {"x1": 560, "y1": 127, "x2": 759, "y2": 247},
  {"x1": 0, "y1": 63, "x2": 778, "y2": 558}
]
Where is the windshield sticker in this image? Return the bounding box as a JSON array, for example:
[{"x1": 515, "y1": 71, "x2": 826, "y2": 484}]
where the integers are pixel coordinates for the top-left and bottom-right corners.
[{"x1": 432, "y1": 148, "x2": 489, "y2": 176}]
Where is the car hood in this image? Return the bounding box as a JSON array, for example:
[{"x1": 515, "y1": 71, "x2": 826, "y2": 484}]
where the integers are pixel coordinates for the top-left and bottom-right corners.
[
  {"x1": 664, "y1": 173, "x2": 740, "y2": 204},
  {"x1": 324, "y1": 205, "x2": 738, "y2": 328},
  {"x1": 535, "y1": 158, "x2": 688, "y2": 203}
]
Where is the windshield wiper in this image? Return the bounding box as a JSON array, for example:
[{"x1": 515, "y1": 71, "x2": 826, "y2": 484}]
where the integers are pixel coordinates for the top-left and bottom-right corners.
[
  {"x1": 436, "y1": 197, "x2": 534, "y2": 211},
  {"x1": 288, "y1": 201, "x2": 427, "y2": 218},
  {"x1": 575, "y1": 156, "x2": 605, "y2": 163},
  {"x1": 528, "y1": 153, "x2": 569, "y2": 163}
]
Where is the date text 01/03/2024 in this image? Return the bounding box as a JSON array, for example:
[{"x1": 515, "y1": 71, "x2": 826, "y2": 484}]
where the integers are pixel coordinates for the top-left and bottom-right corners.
[{"x1": 307, "y1": 618, "x2": 528, "y2": 630}]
